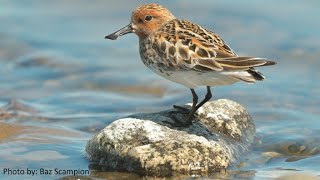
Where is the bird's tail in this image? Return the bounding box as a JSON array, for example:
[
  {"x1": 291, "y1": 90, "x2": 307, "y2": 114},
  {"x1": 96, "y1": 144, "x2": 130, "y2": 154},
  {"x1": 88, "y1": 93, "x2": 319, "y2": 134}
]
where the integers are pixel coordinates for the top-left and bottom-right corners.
[
  {"x1": 216, "y1": 57, "x2": 276, "y2": 83},
  {"x1": 214, "y1": 57, "x2": 276, "y2": 70}
]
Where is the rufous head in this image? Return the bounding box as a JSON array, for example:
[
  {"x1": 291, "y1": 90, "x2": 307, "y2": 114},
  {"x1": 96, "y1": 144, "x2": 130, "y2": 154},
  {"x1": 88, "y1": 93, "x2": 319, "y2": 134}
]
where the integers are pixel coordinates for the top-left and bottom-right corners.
[{"x1": 105, "y1": 4, "x2": 175, "y2": 41}]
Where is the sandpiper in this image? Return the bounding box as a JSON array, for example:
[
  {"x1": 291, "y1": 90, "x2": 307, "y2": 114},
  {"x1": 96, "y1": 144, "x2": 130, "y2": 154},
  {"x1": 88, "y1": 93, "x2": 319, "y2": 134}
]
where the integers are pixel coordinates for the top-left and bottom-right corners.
[{"x1": 105, "y1": 3, "x2": 276, "y2": 126}]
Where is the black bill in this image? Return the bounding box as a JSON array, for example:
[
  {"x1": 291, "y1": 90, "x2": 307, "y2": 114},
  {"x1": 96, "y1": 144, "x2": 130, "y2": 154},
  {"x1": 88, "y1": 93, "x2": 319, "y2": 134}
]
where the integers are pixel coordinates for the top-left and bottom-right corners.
[{"x1": 105, "y1": 24, "x2": 133, "y2": 40}]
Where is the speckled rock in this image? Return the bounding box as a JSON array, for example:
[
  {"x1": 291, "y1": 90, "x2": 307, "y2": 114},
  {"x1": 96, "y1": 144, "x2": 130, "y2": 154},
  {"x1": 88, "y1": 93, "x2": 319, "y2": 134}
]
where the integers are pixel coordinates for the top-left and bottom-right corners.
[{"x1": 85, "y1": 99, "x2": 255, "y2": 176}]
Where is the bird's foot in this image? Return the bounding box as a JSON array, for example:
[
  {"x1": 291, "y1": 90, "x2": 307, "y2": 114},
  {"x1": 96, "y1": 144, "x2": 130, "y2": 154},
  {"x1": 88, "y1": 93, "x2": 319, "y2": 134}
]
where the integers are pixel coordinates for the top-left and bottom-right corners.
[
  {"x1": 173, "y1": 105, "x2": 190, "y2": 112},
  {"x1": 166, "y1": 111, "x2": 193, "y2": 127}
]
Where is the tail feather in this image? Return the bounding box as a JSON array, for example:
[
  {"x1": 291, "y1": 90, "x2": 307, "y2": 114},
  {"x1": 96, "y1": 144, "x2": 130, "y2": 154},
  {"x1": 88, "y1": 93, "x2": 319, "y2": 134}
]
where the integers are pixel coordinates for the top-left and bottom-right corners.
[
  {"x1": 224, "y1": 68, "x2": 267, "y2": 84},
  {"x1": 214, "y1": 57, "x2": 276, "y2": 71},
  {"x1": 216, "y1": 57, "x2": 275, "y2": 83},
  {"x1": 247, "y1": 68, "x2": 265, "y2": 81},
  {"x1": 192, "y1": 56, "x2": 276, "y2": 84},
  {"x1": 229, "y1": 75, "x2": 256, "y2": 83}
]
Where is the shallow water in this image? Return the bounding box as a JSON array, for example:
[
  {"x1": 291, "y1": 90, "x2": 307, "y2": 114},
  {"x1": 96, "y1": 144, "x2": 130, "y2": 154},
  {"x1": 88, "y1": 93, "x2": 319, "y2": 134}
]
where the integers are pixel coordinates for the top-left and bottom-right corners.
[{"x1": 0, "y1": 0, "x2": 319, "y2": 179}]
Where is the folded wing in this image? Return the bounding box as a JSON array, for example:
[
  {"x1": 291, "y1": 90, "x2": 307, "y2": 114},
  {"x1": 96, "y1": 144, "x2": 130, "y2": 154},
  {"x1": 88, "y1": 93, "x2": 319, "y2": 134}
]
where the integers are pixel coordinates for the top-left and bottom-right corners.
[{"x1": 151, "y1": 19, "x2": 276, "y2": 82}]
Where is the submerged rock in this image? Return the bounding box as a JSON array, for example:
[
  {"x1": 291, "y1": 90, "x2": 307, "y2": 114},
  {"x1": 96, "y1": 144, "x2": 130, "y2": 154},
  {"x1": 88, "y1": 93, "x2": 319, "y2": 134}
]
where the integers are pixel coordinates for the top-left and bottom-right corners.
[{"x1": 85, "y1": 99, "x2": 255, "y2": 176}]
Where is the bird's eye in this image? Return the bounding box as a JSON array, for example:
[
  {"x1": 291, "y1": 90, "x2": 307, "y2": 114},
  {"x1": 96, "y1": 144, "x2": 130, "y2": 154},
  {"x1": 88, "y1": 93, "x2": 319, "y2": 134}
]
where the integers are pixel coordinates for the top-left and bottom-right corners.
[{"x1": 144, "y1": 15, "x2": 153, "y2": 22}]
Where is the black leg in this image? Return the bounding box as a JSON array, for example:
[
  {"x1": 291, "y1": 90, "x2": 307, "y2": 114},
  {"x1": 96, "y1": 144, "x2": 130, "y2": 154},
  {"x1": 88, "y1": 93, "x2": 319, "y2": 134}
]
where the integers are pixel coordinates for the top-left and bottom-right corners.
[
  {"x1": 170, "y1": 87, "x2": 212, "y2": 126},
  {"x1": 195, "y1": 86, "x2": 212, "y2": 110},
  {"x1": 184, "y1": 89, "x2": 198, "y2": 125}
]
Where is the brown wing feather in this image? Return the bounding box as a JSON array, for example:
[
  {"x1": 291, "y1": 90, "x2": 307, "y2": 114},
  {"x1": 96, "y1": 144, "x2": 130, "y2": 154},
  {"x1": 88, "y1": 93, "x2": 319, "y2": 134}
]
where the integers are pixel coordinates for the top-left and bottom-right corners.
[{"x1": 151, "y1": 19, "x2": 276, "y2": 72}]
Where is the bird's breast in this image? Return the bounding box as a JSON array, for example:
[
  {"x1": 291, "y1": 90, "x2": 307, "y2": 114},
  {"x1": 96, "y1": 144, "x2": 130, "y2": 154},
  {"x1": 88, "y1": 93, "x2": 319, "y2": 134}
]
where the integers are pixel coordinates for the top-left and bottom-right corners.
[{"x1": 139, "y1": 39, "x2": 167, "y2": 71}]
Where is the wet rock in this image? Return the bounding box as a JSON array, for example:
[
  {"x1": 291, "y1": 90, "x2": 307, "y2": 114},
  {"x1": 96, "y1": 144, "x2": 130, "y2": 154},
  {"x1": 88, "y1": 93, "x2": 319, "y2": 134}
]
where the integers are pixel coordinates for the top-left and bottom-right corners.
[{"x1": 85, "y1": 99, "x2": 255, "y2": 176}]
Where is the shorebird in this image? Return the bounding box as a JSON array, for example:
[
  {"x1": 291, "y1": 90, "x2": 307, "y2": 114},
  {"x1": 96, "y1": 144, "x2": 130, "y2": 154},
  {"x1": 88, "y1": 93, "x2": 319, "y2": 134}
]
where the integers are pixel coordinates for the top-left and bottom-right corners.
[{"x1": 105, "y1": 3, "x2": 276, "y2": 126}]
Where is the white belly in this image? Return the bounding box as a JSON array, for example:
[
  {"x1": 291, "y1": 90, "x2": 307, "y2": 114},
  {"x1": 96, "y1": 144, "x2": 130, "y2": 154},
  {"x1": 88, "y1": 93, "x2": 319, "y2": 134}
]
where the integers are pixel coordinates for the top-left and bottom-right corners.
[{"x1": 152, "y1": 69, "x2": 241, "y2": 88}]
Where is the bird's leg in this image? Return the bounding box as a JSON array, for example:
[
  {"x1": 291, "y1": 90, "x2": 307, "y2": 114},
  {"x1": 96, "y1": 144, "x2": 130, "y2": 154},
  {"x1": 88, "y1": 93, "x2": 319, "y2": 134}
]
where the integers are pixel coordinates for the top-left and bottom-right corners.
[
  {"x1": 170, "y1": 87, "x2": 212, "y2": 126},
  {"x1": 184, "y1": 89, "x2": 198, "y2": 125},
  {"x1": 184, "y1": 87, "x2": 212, "y2": 125},
  {"x1": 173, "y1": 91, "x2": 195, "y2": 112},
  {"x1": 195, "y1": 86, "x2": 212, "y2": 110},
  {"x1": 168, "y1": 89, "x2": 197, "y2": 127}
]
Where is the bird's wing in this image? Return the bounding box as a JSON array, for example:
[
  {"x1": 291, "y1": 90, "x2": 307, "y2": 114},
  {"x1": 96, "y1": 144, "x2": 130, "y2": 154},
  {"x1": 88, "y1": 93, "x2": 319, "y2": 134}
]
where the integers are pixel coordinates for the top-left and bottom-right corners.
[{"x1": 151, "y1": 19, "x2": 276, "y2": 72}]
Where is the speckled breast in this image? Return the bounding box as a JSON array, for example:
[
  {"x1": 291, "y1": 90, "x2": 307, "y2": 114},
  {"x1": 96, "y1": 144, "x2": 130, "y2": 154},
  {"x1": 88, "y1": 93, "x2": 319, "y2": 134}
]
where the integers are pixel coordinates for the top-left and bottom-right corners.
[{"x1": 139, "y1": 39, "x2": 164, "y2": 71}]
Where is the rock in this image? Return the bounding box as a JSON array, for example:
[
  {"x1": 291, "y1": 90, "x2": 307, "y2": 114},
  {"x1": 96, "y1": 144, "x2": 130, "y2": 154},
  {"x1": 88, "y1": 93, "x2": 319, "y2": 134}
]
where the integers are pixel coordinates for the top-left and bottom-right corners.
[{"x1": 85, "y1": 99, "x2": 255, "y2": 176}]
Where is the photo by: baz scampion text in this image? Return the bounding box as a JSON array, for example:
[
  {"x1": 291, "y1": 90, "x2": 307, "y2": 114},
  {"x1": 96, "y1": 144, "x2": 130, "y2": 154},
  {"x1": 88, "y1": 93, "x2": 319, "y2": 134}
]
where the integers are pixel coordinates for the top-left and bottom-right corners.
[{"x1": 3, "y1": 167, "x2": 90, "y2": 177}]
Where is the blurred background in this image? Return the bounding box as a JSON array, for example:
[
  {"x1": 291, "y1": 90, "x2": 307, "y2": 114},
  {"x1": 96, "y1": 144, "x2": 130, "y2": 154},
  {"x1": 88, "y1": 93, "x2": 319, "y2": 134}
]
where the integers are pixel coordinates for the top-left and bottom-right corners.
[{"x1": 0, "y1": 0, "x2": 319, "y2": 179}]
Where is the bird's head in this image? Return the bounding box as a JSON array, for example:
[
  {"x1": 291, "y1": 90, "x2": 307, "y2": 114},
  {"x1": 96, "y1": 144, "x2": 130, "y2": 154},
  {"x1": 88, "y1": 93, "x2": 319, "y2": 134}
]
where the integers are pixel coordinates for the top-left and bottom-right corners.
[{"x1": 105, "y1": 3, "x2": 175, "y2": 41}]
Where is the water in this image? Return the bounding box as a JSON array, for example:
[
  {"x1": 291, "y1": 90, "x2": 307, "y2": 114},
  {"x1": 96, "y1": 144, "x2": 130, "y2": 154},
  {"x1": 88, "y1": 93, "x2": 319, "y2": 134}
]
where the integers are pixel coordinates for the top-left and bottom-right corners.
[{"x1": 0, "y1": 0, "x2": 319, "y2": 179}]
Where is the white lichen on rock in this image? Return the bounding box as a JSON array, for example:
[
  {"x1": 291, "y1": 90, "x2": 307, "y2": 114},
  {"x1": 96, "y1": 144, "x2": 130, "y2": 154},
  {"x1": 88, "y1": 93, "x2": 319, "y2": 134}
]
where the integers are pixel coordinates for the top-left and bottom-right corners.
[{"x1": 85, "y1": 99, "x2": 255, "y2": 176}]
